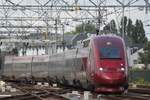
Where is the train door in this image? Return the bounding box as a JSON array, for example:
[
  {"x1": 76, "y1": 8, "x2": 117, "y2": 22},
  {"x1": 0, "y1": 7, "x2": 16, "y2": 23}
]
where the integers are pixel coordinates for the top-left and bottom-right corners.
[
  {"x1": 87, "y1": 48, "x2": 91, "y2": 78},
  {"x1": 90, "y1": 48, "x2": 95, "y2": 77},
  {"x1": 88, "y1": 47, "x2": 95, "y2": 80}
]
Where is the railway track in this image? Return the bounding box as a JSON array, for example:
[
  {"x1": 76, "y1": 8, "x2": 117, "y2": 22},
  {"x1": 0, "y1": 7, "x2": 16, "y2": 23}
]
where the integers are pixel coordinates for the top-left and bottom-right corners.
[
  {"x1": 1, "y1": 82, "x2": 150, "y2": 100},
  {"x1": 128, "y1": 84, "x2": 150, "y2": 95},
  {"x1": 129, "y1": 88, "x2": 150, "y2": 94},
  {"x1": 1, "y1": 94, "x2": 41, "y2": 100},
  {"x1": 1, "y1": 83, "x2": 71, "y2": 100},
  {"x1": 1, "y1": 92, "x2": 70, "y2": 100},
  {"x1": 100, "y1": 94, "x2": 150, "y2": 100}
]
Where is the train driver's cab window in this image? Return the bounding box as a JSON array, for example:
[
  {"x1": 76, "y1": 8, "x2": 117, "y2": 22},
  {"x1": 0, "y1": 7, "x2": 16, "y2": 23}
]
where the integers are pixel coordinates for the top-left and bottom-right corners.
[{"x1": 100, "y1": 47, "x2": 121, "y2": 59}]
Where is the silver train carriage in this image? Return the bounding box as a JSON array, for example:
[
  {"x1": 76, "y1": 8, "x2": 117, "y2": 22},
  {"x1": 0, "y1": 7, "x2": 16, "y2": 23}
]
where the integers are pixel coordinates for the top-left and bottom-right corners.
[{"x1": 2, "y1": 48, "x2": 88, "y2": 85}]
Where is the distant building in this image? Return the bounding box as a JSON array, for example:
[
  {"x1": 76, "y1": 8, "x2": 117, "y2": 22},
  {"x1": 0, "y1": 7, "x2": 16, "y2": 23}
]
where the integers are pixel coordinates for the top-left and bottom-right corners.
[
  {"x1": 28, "y1": 32, "x2": 62, "y2": 40},
  {"x1": 71, "y1": 33, "x2": 88, "y2": 47},
  {"x1": 64, "y1": 34, "x2": 75, "y2": 49},
  {"x1": 127, "y1": 44, "x2": 144, "y2": 67}
]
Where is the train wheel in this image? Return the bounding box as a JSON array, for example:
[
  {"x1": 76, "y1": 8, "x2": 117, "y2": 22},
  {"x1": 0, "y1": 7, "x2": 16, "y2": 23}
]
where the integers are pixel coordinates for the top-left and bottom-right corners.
[
  {"x1": 62, "y1": 76, "x2": 69, "y2": 86},
  {"x1": 76, "y1": 80, "x2": 83, "y2": 88},
  {"x1": 86, "y1": 80, "x2": 95, "y2": 91},
  {"x1": 46, "y1": 76, "x2": 53, "y2": 86},
  {"x1": 123, "y1": 83, "x2": 129, "y2": 90},
  {"x1": 87, "y1": 84, "x2": 95, "y2": 91},
  {"x1": 31, "y1": 76, "x2": 35, "y2": 85},
  {"x1": 73, "y1": 79, "x2": 77, "y2": 85},
  {"x1": 72, "y1": 79, "x2": 82, "y2": 88},
  {"x1": 55, "y1": 76, "x2": 61, "y2": 86},
  {"x1": 12, "y1": 75, "x2": 16, "y2": 80}
]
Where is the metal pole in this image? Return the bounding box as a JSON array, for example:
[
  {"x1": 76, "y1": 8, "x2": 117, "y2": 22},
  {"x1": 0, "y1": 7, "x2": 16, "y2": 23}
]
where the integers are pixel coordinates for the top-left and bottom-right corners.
[
  {"x1": 98, "y1": 5, "x2": 101, "y2": 34},
  {"x1": 122, "y1": 5, "x2": 125, "y2": 39},
  {"x1": 48, "y1": 55, "x2": 50, "y2": 77},
  {"x1": 31, "y1": 56, "x2": 33, "y2": 83},
  {"x1": 55, "y1": 19, "x2": 58, "y2": 53},
  {"x1": 116, "y1": 0, "x2": 125, "y2": 38},
  {"x1": 55, "y1": 19, "x2": 58, "y2": 41},
  {"x1": 62, "y1": 24, "x2": 65, "y2": 51}
]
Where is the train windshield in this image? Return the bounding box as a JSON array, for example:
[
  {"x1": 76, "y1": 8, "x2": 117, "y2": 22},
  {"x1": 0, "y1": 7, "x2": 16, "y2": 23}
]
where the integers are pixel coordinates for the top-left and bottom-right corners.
[{"x1": 100, "y1": 47, "x2": 121, "y2": 59}]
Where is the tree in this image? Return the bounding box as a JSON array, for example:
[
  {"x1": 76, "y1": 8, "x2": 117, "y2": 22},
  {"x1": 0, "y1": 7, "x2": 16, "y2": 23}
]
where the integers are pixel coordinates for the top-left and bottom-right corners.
[
  {"x1": 65, "y1": 31, "x2": 76, "y2": 35},
  {"x1": 65, "y1": 23, "x2": 96, "y2": 34},
  {"x1": 75, "y1": 23, "x2": 96, "y2": 33},
  {"x1": 120, "y1": 16, "x2": 128, "y2": 35},
  {"x1": 127, "y1": 18, "x2": 134, "y2": 37},
  {"x1": 119, "y1": 16, "x2": 147, "y2": 44},
  {"x1": 138, "y1": 20, "x2": 148, "y2": 43},
  {"x1": 110, "y1": 20, "x2": 117, "y2": 33},
  {"x1": 103, "y1": 19, "x2": 117, "y2": 34},
  {"x1": 132, "y1": 19, "x2": 148, "y2": 44},
  {"x1": 139, "y1": 42, "x2": 150, "y2": 69}
]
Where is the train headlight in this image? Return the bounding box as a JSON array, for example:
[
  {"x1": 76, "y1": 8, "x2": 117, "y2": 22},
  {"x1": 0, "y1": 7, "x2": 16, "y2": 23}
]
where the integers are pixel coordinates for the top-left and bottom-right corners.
[
  {"x1": 99, "y1": 67, "x2": 103, "y2": 71},
  {"x1": 121, "y1": 67, "x2": 125, "y2": 71}
]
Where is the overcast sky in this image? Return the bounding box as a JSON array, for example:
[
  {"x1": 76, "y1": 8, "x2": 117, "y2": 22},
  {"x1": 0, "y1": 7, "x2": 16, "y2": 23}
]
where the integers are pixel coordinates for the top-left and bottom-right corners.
[{"x1": 0, "y1": 0, "x2": 150, "y2": 39}]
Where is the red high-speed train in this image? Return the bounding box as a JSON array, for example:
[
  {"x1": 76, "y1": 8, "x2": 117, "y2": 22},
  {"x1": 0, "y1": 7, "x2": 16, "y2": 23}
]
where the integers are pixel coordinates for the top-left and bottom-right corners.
[
  {"x1": 2, "y1": 34, "x2": 128, "y2": 93},
  {"x1": 86, "y1": 35, "x2": 128, "y2": 93}
]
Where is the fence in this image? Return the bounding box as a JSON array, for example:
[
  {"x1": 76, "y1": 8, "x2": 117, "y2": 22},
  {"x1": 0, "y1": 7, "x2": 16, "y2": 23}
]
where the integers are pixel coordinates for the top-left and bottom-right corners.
[{"x1": 129, "y1": 70, "x2": 150, "y2": 83}]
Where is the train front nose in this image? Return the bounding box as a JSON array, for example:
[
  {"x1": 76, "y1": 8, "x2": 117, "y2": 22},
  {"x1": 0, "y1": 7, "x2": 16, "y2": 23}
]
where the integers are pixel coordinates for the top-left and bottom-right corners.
[
  {"x1": 94, "y1": 69, "x2": 126, "y2": 85},
  {"x1": 93, "y1": 71, "x2": 127, "y2": 93}
]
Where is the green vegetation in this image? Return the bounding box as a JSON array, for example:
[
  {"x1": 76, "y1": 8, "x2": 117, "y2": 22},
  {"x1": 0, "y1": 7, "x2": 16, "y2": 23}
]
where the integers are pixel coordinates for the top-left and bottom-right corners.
[
  {"x1": 130, "y1": 67, "x2": 144, "y2": 71},
  {"x1": 131, "y1": 19, "x2": 148, "y2": 44},
  {"x1": 76, "y1": 23, "x2": 96, "y2": 33},
  {"x1": 132, "y1": 77, "x2": 150, "y2": 85},
  {"x1": 65, "y1": 23, "x2": 96, "y2": 34},
  {"x1": 129, "y1": 69, "x2": 150, "y2": 85},
  {"x1": 134, "y1": 77, "x2": 145, "y2": 84},
  {"x1": 65, "y1": 31, "x2": 77, "y2": 35},
  {"x1": 139, "y1": 42, "x2": 150, "y2": 69},
  {"x1": 103, "y1": 19, "x2": 117, "y2": 34},
  {"x1": 103, "y1": 16, "x2": 148, "y2": 44}
]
